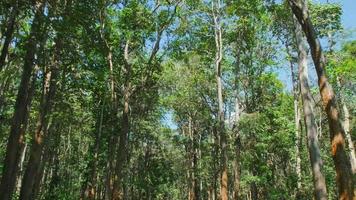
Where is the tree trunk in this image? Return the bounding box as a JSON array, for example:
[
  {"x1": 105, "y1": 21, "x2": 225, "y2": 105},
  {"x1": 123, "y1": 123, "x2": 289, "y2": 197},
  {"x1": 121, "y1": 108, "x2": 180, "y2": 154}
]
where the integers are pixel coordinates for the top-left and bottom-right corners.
[
  {"x1": 286, "y1": 44, "x2": 302, "y2": 197},
  {"x1": 112, "y1": 92, "x2": 129, "y2": 200},
  {"x1": 288, "y1": 1, "x2": 354, "y2": 199},
  {"x1": 294, "y1": 17, "x2": 328, "y2": 200},
  {"x1": 212, "y1": 1, "x2": 227, "y2": 199},
  {"x1": 85, "y1": 102, "x2": 104, "y2": 199},
  {"x1": 112, "y1": 40, "x2": 131, "y2": 200},
  {"x1": 100, "y1": 10, "x2": 118, "y2": 198},
  {"x1": 0, "y1": 3, "x2": 44, "y2": 199},
  {"x1": 233, "y1": 41, "x2": 241, "y2": 200},
  {"x1": 0, "y1": 2, "x2": 18, "y2": 70},
  {"x1": 31, "y1": 129, "x2": 52, "y2": 200},
  {"x1": 233, "y1": 132, "x2": 241, "y2": 200},
  {"x1": 19, "y1": 38, "x2": 60, "y2": 200},
  {"x1": 187, "y1": 117, "x2": 199, "y2": 200}
]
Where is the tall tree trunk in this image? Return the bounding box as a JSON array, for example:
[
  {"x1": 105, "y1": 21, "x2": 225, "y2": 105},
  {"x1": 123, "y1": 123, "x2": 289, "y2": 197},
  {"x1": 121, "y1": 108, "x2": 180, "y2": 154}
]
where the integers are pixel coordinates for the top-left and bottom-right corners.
[
  {"x1": 19, "y1": 37, "x2": 60, "y2": 200},
  {"x1": 294, "y1": 17, "x2": 328, "y2": 200},
  {"x1": 100, "y1": 9, "x2": 118, "y2": 198},
  {"x1": 286, "y1": 44, "x2": 302, "y2": 197},
  {"x1": 0, "y1": 2, "x2": 18, "y2": 70},
  {"x1": 112, "y1": 40, "x2": 131, "y2": 200},
  {"x1": 288, "y1": 1, "x2": 354, "y2": 199},
  {"x1": 212, "y1": 1, "x2": 227, "y2": 199},
  {"x1": 233, "y1": 40, "x2": 241, "y2": 200},
  {"x1": 0, "y1": 3, "x2": 44, "y2": 199}
]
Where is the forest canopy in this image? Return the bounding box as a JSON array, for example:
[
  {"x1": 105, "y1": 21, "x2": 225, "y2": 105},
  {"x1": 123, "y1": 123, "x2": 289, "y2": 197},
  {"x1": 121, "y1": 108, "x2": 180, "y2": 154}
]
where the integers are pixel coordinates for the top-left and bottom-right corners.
[{"x1": 0, "y1": 0, "x2": 355, "y2": 200}]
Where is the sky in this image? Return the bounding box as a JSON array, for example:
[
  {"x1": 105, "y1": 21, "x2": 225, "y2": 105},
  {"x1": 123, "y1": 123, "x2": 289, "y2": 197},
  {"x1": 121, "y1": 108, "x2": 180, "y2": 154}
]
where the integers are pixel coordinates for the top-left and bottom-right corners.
[{"x1": 331, "y1": 0, "x2": 356, "y2": 30}]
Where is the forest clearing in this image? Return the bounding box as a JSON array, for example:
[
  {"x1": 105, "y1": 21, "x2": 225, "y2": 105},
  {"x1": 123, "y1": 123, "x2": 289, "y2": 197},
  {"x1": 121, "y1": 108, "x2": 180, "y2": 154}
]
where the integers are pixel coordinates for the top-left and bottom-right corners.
[{"x1": 0, "y1": 0, "x2": 355, "y2": 199}]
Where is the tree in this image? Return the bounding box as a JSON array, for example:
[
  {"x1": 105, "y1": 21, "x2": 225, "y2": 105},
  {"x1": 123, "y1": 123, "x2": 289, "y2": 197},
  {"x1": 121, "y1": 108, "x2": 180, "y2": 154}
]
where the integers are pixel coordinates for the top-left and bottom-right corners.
[
  {"x1": 288, "y1": 0, "x2": 354, "y2": 199},
  {"x1": 294, "y1": 17, "x2": 328, "y2": 200},
  {"x1": 0, "y1": 2, "x2": 46, "y2": 199}
]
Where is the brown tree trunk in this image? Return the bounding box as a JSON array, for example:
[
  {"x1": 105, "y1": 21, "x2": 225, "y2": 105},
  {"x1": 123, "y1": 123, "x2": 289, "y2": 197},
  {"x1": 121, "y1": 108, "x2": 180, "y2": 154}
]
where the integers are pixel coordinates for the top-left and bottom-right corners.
[
  {"x1": 288, "y1": 1, "x2": 354, "y2": 199},
  {"x1": 0, "y1": 3, "x2": 44, "y2": 199},
  {"x1": 19, "y1": 38, "x2": 60, "y2": 200},
  {"x1": 0, "y1": 2, "x2": 18, "y2": 70},
  {"x1": 31, "y1": 130, "x2": 52, "y2": 200},
  {"x1": 294, "y1": 17, "x2": 328, "y2": 200}
]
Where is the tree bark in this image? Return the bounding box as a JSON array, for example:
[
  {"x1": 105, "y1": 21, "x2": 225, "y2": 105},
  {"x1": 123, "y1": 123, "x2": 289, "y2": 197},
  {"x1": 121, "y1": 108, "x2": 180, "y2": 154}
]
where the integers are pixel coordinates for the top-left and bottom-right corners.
[
  {"x1": 288, "y1": 1, "x2": 354, "y2": 199},
  {"x1": 294, "y1": 17, "x2": 328, "y2": 200},
  {"x1": 0, "y1": 2, "x2": 44, "y2": 199}
]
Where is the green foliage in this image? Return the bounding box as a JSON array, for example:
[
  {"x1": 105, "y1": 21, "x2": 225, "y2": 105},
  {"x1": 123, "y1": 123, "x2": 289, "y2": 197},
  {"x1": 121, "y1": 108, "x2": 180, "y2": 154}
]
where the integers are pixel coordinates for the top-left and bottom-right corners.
[{"x1": 0, "y1": 0, "x2": 354, "y2": 199}]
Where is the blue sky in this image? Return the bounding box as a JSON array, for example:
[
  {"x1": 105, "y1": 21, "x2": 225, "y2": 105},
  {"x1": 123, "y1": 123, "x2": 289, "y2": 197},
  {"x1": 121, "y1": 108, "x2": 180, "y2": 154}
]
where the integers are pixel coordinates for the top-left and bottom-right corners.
[{"x1": 332, "y1": 0, "x2": 356, "y2": 30}]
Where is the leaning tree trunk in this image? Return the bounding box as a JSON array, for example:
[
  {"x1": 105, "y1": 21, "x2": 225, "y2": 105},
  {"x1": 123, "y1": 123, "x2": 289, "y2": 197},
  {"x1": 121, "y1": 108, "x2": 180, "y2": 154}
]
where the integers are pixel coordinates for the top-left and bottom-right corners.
[
  {"x1": 288, "y1": 0, "x2": 354, "y2": 199},
  {"x1": 294, "y1": 18, "x2": 328, "y2": 200},
  {"x1": 0, "y1": 2, "x2": 44, "y2": 199}
]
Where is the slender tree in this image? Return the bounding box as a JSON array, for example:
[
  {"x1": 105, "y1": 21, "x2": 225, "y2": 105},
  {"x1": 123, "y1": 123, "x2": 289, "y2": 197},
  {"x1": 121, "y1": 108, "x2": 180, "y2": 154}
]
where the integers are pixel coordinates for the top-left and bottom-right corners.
[{"x1": 294, "y1": 17, "x2": 328, "y2": 200}]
